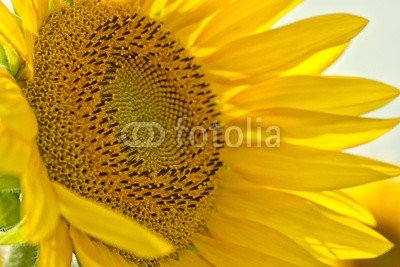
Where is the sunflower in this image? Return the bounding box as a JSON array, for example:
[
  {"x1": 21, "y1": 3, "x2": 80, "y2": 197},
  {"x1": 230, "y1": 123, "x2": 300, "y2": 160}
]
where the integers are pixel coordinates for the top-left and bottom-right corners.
[
  {"x1": 336, "y1": 180, "x2": 400, "y2": 267},
  {"x1": 0, "y1": 0, "x2": 400, "y2": 266}
]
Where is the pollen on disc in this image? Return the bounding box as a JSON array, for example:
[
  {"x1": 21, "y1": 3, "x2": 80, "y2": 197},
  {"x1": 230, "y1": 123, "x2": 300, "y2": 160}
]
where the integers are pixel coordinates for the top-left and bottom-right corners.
[{"x1": 19, "y1": 0, "x2": 223, "y2": 264}]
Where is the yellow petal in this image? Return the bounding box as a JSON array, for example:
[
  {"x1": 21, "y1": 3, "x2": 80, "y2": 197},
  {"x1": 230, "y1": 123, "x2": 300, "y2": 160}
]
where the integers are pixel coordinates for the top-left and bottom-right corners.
[
  {"x1": 227, "y1": 108, "x2": 400, "y2": 150},
  {"x1": 0, "y1": 69, "x2": 35, "y2": 176},
  {"x1": 227, "y1": 76, "x2": 399, "y2": 116},
  {"x1": 35, "y1": 0, "x2": 50, "y2": 26},
  {"x1": 0, "y1": 128, "x2": 31, "y2": 175},
  {"x1": 290, "y1": 191, "x2": 376, "y2": 227},
  {"x1": 161, "y1": 250, "x2": 210, "y2": 267},
  {"x1": 194, "y1": 234, "x2": 297, "y2": 267},
  {"x1": 21, "y1": 144, "x2": 60, "y2": 242},
  {"x1": 346, "y1": 180, "x2": 400, "y2": 227},
  {"x1": 12, "y1": 0, "x2": 39, "y2": 35},
  {"x1": 163, "y1": 0, "x2": 235, "y2": 49},
  {"x1": 162, "y1": 0, "x2": 230, "y2": 36},
  {"x1": 0, "y1": 2, "x2": 28, "y2": 61},
  {"x1": 207, "y1": 213, "x2": 325, "y2": 267},
  {"x1": 221, "y1": 174, "x2": 376, "y2": 227},
  {"x1": 69, "y1": 227, "x2": 133, "y2": 267},
  {"x1": 163, "y1": 0, "x2": 184, "y2": 12},
  {"x1": 193, "y1": 0, "x2": 301, "y2": 49},
  {"x1": 221, "y1": 144, "x2": 400, "y2": 190},
  {"x1": 219, "y1": 168, "x2": 257, "y2": 188},
  {"x1": 201, "y1": 14, "x2": 367, "y2": 81},
  {"x1": 17, "y1": 31, "x2": 35, "y2": 80},
  {"x1": 218, "y1": 187, "x2": 393, "y2": 260},
  {"x1": 140, "y1": 0, "x2": 167, "y2": 18},
  {"x1": 0, "y1": 68, "x2": 38, "y2": 140},
  {"x1": 50, "y1": 0, "x2": 63, "y2": 11},
  {"x1": 52, "y1": 181, "x2": 174, "y2": 258},
  {"x1": 38, "y1": 220, "x2": 73, "y2": 267},
  {"x1": 283, "y1": 44, "x2": 349, "y2": 75},
  {"x1": 175, "y1": 23, "x2": 206, "y2": 50}
]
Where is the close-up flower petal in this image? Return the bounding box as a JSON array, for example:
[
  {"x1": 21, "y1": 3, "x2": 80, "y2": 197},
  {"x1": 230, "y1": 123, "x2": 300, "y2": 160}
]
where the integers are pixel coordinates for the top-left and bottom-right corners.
[
  {"x1": 52, "y1": 181, "x2": 174, "y2": 258},
  {"x1": 217, "y1": 187, "x2": 393, "y2": 260},
  {"x1": 69, "y1": 227, "x2": 134, "y2": 267},
  {"x1": 222, "y1": 145, "x2": 400, "y2": 190},
  {"x1": 201, "y1": 14, "x2": 368, "y2": 82},
  {"x1": 38, "y1": 219, "x2": 73, "y2": 267},
  {"x1": 0, "y1": 1, "x2": 28, "y2": 61},
  {"x1": 226, "y1": 76, "x2": 399, "y2": 116}
]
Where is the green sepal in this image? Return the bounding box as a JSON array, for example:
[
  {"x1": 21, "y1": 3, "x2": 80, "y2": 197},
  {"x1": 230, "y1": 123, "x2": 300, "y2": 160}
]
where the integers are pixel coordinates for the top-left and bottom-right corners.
[
  {"x1": 0, "y1": 174, "x2": 20, "y2": 191},
  {"x1": 0, "y1": 38, "x2": 21, "y2": 77},
  {"x1": 0, "y1": 192, "x2": 20, "y2": 230},
  {"x1": 0, "y1": 45, "x2": 7, "y2": 65},
  {"x1": 0, "y1": 222, "x2": 26, "y2": 245},
  {"x1": 5, "y1": 244, "x2": 38, "y2": 267}
]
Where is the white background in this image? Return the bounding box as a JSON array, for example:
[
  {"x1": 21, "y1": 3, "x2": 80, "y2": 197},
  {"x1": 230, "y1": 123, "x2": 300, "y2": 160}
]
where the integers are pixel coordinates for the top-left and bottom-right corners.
[{"x1": 2, "y1": 0, "x2": 399, "y2": 164}]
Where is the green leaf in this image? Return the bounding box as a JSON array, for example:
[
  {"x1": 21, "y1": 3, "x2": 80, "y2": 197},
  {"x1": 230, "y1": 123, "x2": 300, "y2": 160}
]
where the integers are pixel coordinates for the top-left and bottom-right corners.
[
  {"x1": 0, "y1": 174, "x2": 20, "y2": 191},
  {"x1": 5, "y1": 244, "x2": 38, "y2": 267},
  {"x1": 0, "y1": 192, "x2": 20, "y2": 230}
]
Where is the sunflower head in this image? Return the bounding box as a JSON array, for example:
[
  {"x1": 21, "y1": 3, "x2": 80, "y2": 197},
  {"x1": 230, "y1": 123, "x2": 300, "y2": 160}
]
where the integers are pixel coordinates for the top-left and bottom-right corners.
[
  {"x1": 20, "y1": 2, "x2": 223, "y2": 262},
  {"x1": 0, "y1": 0, "x2": 399, "y2": 266}
]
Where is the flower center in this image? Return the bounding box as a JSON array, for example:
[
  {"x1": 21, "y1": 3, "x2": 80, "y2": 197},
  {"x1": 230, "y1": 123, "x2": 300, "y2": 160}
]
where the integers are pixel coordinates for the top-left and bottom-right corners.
[{"x1": 20, "y1": 0, "x2": 223, "y2": 263}]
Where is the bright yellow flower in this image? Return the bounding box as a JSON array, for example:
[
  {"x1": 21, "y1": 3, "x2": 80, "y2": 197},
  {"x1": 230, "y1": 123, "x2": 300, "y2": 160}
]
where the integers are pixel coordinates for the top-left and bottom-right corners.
[
  {"x1": 337, "y1": 180, "x2": 400, "y2": 267},
  {"x1": 0, "y1": 0, "x2": 399, "y2": 266}
]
